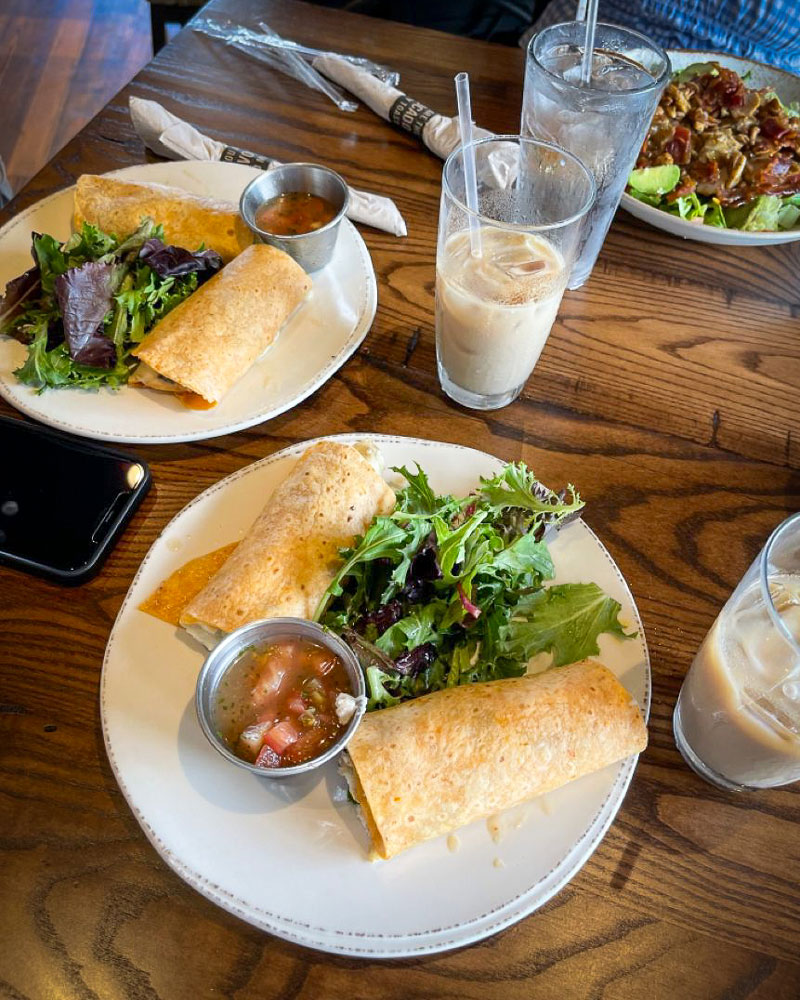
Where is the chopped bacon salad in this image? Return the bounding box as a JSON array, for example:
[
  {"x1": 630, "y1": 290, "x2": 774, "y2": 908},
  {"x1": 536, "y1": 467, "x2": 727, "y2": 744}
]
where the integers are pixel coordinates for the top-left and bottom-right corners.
[{"x1": 627, "y1": 62, "x2": 800, "y2": 231}]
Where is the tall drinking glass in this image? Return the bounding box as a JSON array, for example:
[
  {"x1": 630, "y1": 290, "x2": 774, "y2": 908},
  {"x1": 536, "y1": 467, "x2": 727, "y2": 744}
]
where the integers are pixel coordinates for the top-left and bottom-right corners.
[
  {"x1": 522, "y1": 21, "x2": 670, "y2": 289},
  {"x1": 435, "y1": 135, "x2": 594, "y2": 411},
  {"x1": 673, "y1": 513, "x2": 800, "y2": 790}
]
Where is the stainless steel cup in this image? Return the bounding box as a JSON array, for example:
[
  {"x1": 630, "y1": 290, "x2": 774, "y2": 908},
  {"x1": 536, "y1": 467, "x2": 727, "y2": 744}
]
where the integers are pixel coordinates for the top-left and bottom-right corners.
[
  {"x1": 239, "y1": 164, "x2": 349, "y2": 272},
  {"x1": 195, "y1": 617, "x2": 366, "y2": 779}
]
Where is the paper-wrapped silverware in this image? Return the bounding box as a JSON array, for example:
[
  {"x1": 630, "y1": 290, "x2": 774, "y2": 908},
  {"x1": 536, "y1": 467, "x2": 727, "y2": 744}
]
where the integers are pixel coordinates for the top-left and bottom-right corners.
[{"x1": 129, "y1": 96, "x2": 408, "y2": 237}]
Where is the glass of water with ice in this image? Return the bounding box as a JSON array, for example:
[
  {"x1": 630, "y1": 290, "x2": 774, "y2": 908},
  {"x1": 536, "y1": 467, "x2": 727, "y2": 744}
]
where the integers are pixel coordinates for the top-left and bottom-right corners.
[
  {"x1": 436, "y1": 135, "x2": 594, "y2": 411},
  {"x1": 522, "y1": 21, "x2": 670, "y2": 289},
  {"x1": 674, "y1": 513, "x2": 800, "y2": 790}
]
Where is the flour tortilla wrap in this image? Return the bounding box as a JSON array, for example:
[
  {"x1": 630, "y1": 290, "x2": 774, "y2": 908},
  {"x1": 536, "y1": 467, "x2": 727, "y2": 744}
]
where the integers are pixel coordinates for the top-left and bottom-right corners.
[
  {"x1": 130, "y1": 243, "x2": 311, "y2": 403},
  {"x1": 73, "y1": 174, "x2": 254, "y2": 262},
  {"x1": 180, "y1": 441, "x2": 396, "y2": 649},
  {"x1": 344, "y1": 659, "x2": 647, "y2": 860}
]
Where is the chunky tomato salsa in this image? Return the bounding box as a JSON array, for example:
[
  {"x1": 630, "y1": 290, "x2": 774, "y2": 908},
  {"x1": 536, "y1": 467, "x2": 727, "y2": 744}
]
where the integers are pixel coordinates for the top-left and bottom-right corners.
[{"x1": 214, "y1": 636, "x2": 355, "y2": 769}]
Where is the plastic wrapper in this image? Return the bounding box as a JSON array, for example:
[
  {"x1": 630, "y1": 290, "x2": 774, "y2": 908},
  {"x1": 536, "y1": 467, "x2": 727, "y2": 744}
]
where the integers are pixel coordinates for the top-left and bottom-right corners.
[{"x1": 192, "y1": 18, "x2": 399, "y2": 112}]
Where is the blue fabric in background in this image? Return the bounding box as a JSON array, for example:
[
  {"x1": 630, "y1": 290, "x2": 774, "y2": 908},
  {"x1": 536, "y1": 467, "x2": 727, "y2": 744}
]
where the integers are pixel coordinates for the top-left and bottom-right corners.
[
  {"x1": 0, "y1": 157, "x2": 11, "y2": 208},
  {"x1": 528, "y1": 0, "x2": 800, "y2": 75}
]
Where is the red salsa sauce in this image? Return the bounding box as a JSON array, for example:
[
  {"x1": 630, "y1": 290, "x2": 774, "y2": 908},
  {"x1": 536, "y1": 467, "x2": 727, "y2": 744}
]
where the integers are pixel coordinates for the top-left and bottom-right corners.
[
  {"x1": 214, "y1": 636, "x2": 353, "y2": 769},
  {"x1": 255, "y1": 192, "x2": 338, "y2": 236}
]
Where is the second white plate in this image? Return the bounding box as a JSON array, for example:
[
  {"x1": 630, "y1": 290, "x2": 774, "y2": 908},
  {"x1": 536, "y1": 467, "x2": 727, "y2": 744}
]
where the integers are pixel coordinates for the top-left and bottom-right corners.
[
  {"x1": 102, "y1": 434, "x2": 650, "y2": 957},
  {"x1": 620, "y1": 50, "x2": 800, "y2": 246},
  {"x1": 0, "y1": 161, "x2": 377, "y2": 443}
]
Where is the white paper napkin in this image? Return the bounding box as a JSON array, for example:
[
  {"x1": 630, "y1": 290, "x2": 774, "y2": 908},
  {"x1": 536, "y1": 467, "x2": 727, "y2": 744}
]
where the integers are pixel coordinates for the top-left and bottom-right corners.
[{"x1": 129, "y1": 96, "x2": 408, "y2": 237}]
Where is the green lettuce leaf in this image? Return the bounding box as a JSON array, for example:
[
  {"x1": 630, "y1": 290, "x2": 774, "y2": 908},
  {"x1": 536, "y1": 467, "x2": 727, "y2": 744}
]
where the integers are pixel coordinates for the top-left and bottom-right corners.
[
  {"x1": 365, "y1": 666, "x2": 401, "y2": 708},
  {"x1": 629, "y1": 189, "x2": 662, "y2": 207},
  {"x1": 704, "y1": 201, "x2": 727, "y2": 228},
  {"x1": 499, "y1": 583, "x2": 632, "y2": 668},
  {"x1": 376, "y1": 601, "x2": 446, "y2": 659},
  {"x1": 724, "y1": 195, "x2": 783, "y2": 231},
  {"x1": 478, "y1": 463, "x2": 583, "y2": 524},
  {"x1": 777, "y1": 203, "x2": 800, "y2": 230},
  {"x1": 117, "y1": 265, "x2": 198, "y2": 343},
  {"x1": 491, "y1": 532, "x2": 554, "y2": 582},
  {"x1": 14, "y1": 318, "x2": 132, "y2": 391},
  {"x1": 392, "y1": 463, "x2": 439, "y2": 515},
  {"x1": 61, "y1": 222, "x2": 117, "y2": 262},
  {"x1": 32, "y1": 233, "x2": 69, "y2": 295},
  {"x1": 315, "y1": 517, "x2": 420, "y2": 618},
  {"x1": 432, "y1": 509, "x2": 489, "y2": 584},
  {"x1": 668, "y1": 192, "x2": 707, "y2": 221}
]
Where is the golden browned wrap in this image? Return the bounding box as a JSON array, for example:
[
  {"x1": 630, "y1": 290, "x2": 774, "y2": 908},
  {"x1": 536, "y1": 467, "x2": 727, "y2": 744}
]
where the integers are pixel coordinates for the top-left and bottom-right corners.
[
  {"x1": 73, "y1": 174, "x2": 254, "y2": 262},
  {"x1": 130, "y1": 244, "x2": 311, "y2": 404},
  {"x1": 180, "y1": 441, "x2": 396, "y2": 648},
  {"x1": 345, "y1": 659, "x2": 648, "y2": 860}
]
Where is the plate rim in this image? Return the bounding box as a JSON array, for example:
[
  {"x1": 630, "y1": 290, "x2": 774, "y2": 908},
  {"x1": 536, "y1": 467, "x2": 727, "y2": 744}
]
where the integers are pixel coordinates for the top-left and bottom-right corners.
[
  {"x1": 620, "y1": 49, "x2": 800, "y2": 245},
  {"x1": 0, "y1": 162, "x2": 377, "y2": 444},
  {"x1": 101, "y1": 433, "x2": 651, "y2": 957}
]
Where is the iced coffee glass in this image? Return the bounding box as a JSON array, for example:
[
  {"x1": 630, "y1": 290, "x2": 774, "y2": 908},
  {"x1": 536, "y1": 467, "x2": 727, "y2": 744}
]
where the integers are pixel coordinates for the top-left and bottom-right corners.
[
  {"x1": 674, "y1": 513, "x2": 800, "y2": 790},
  {"x1": 435, "y1": 135, "x2": 594, "y2": 411}
]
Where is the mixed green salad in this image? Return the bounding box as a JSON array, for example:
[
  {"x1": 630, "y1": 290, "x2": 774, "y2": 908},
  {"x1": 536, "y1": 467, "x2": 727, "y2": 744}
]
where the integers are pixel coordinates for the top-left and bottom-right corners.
[
  {"x1": 0, "y1": 220, "x2": 221, "y2": 391},
  {"x1": 315, "y1": 462, "x2": 632, "y2": 711}
]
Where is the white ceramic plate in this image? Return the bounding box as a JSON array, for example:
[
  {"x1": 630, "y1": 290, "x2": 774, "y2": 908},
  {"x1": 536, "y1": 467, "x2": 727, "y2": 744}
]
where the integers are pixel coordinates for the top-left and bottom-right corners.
[
  {"x1": 620, "y1": 50, "x2": 800, "y2": 245},
  {"x1": 0, "y1": 161, "x2": 376, "y2": 443},
  {"x1": 102, "y1": 435, "x2": 650, "y2": 957}
]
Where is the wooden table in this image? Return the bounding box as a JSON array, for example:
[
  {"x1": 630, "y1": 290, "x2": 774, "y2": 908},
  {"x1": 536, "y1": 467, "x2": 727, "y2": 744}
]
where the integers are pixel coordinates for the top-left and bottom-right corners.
[{"x1": 2, "y1": 1, "x2": 799, "y2": 996}]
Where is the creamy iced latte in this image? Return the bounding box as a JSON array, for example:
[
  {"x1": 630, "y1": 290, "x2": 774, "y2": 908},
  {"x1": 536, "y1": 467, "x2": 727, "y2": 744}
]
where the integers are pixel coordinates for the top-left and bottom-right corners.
[
  {"x1": 675, "y1": 576, "x2": 800, "y2": 787},
  {"x1": 674, "y1": 512, "x2": 800, "y2": 791},
  {"x1": 435, "y1": 228, "x2": 566, "y2": 406}
]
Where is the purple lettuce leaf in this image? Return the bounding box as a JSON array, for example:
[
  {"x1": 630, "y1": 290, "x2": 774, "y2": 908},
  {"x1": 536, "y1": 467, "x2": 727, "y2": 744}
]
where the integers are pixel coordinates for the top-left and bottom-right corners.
[
  {"x1": 54, "y1": 261, "x2": 116, "y2": 367},
  {"x1": 393, "y1": 643, "x2": 437, "y2": 676},
  {"x1": 356, "y1": 598, "x2": 404, "y2": 636},
  {"x1": 399, "y1": 533, "x2": 441, "y2": 603},
  {"x1": 139, "y1": 239, "x2": 223, "y2": 279},
  {"x1": 0, "y1": 267, "x2": 41, "y2": 341}
]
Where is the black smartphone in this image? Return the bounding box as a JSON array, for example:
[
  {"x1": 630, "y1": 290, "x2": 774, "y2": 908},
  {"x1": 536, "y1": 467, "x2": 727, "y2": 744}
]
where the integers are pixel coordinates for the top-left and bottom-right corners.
[{"x1": 0, "y1": 416, "x2": 151, "y2": 584}]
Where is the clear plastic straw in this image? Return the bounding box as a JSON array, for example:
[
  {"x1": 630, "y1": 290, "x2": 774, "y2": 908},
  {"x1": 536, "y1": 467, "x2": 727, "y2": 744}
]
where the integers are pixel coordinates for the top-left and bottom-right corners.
[
  {"x1": 454, "y1": 72, "x2": 482, "y2": 257},
  {"x1": 580, "y1": 0, "x2": 599, "y2": 86}
]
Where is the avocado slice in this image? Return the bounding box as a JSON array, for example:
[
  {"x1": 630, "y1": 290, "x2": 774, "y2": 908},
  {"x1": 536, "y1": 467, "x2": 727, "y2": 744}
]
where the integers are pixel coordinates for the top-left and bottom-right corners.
[
  {"x1": 628, "y1": 165, "x2": 681, "y2": 196},
  {"x1": 673, "y1": 62, "x2": 719, "y2": 84}
]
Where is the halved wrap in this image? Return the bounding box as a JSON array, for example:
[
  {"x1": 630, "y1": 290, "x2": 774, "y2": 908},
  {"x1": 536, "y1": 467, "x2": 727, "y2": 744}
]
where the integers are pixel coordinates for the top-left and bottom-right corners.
[
  {"x1": 180, "y1": 441, "x2": 396, "y2": 648},
  {"x1": 73, "y1": 174, "x2": 254, "y2": 262},
  {"x1": 130, "y1": 243, "x2": 311, "y2": 404},
  {"x1": 343, "y1": 659, "x2": 648, "y2": 860}
]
